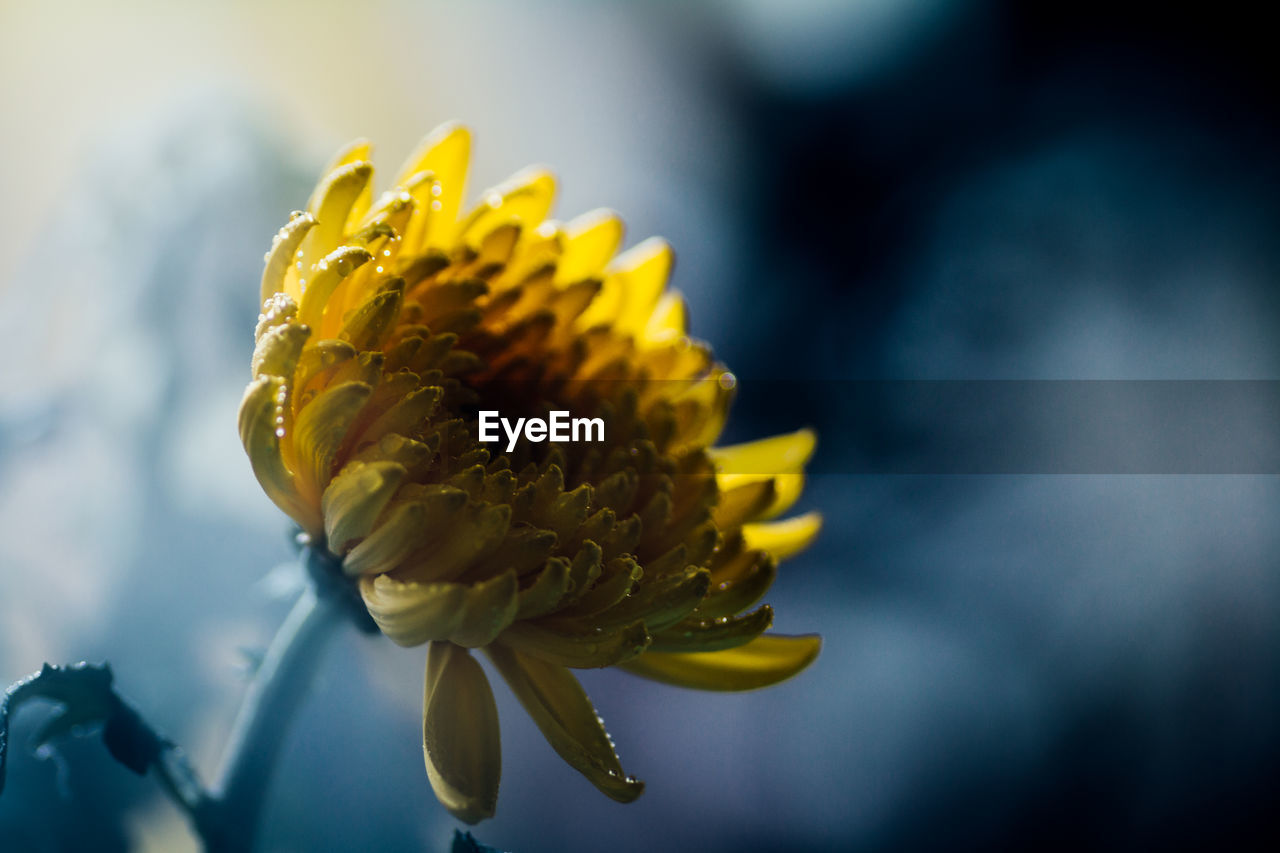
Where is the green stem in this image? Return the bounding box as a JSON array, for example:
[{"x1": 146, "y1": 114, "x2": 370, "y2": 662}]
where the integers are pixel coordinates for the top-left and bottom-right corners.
[{"x1": 200, "y1": 580, "x2": 343, "y2": 851}]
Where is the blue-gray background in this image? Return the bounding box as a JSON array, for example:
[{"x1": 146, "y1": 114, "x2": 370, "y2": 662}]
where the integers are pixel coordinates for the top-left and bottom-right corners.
[{"x1": 1, "y1": 1, "x2": 1278, "y2": 850}]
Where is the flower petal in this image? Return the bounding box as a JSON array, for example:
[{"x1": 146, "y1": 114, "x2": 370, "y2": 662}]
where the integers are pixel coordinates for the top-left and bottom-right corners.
[
  {"x1": 648, "y1": 604, "x2": 774, "y2": 653},
  {"x1": 395, "y1": 122, "x2": 472, "y2": 249},
  {"x1": 712, "y1": 427, "x2": 816, "y2": 480},
  {"x1": 238, "y1": 376, "x2": 314, "y2": 532},
  {"x1": 499, "y1": 619, "x2": 650, "y2": 668},
  {"x1": 321, "y1": 460, "x2": 407, "y2": 553},
  {"x1": 423, "y1": 642, "x2": 501, "y2": 824},
  {"x1": 742, "y1": 512, "x2": 823, "y2": 561},
  {"x1": 620, "y1": 633, "x2": 821, "y2": 691},
  {"x1": 297, "y1": 245, "x2": 374, "y2": 333},
  {"x1": 303, "y1": 160, "x2": 373, "y2": 271},
  {"x1": 459, "y1": 168, "x2": 557, "y2": 245},
  {"x1": 361, "y1": 570, "x2": 518, "y2": 647},
  {"x1": 342, "y1": 486, "x2": 468, "y2": 576},
  {"x1": 293, "y1": 380, "x2": 373, "y2": 499},
  {"x1": 260, "y1": 212, "x2": 316, "y2": 305},
  {"x1": 486, "y1": 645, "x2": 644, "y2": 803},
  {"x1": 556, "y1": 208, "x2": 624, "y2": 284}
]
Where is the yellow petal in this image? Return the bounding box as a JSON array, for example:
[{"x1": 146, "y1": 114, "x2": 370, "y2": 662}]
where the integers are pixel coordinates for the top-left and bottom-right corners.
[
  {"x1": 251, "y1": 322, "x2": 311, "y2": 381},
  {"x1": 459, "y1": 168, "x2": 556, "y2": 246},
  {"x1": 643, "y1": 290, "x2": 687, "y2": 343},
  {"x1": 396, "y1": 123, "x2": 472, "y2": 249},
  {"x1": 423, "y1": 642, "x2": 501, "y2": 824},
  {"x1": 297, "y1": 245, "x2": 373, "y2": 333},
  {"x1": 361, "y1": 570, "x2": 518, "y2": 647},
  {"x1": 260, "y1": 212, "x2": 316, "y2": 305},
  {"x1": 292, "y1": 380, "x2": 372, "y2": 499},
  {"x1": 620, "y1": 633, "x2": 821, "y2": 691},
  {"x1": 712, "y1": 428, "x2": 816, "y2": 479},
  {"x1": 556, "y1": 209, "x2": 623, "y2": 284},
  {"x1": 238, "y1": 376, "x2": 314, "y2": 533},
  {"x1": 319, "y1": 138, "x2": 374, "y2": 229},
  {"x1": 302, "y1": 160, "x2": 373, "y2": 272},
  {"x1": 321, "y1": 461, "x2": 407, "y2": 553},
  {"x1": 579, "y1": 237, "x2": 672, "y2": 334},
  {"x1": 713, "y1": 428, "x2": 816, "y2": 519},
  {"x1": 712, "y1": 479, "x2": 777, "y2": 530},
  {"x1": 742, "y1": 512, "x2": 823, "y2": 560},
  {"x1": 486, "y1": 645, "x2": 644, "y2": 803}
]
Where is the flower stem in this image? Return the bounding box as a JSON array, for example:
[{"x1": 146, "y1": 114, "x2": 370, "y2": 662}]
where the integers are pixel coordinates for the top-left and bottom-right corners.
[{"x1": 200, "y1": 577, "x2": 344, "y2": 851}]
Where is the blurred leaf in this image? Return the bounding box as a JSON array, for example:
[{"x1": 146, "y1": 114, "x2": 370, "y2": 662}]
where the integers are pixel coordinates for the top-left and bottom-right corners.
[{"x1": 0, "y1": 662, "x2": 166, "y2": 794}]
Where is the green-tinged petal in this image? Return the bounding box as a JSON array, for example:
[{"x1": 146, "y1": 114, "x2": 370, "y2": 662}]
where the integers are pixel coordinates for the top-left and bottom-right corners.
[
  {"x1": 621, "y1": 633, "x2": 821, "y2": 691},
  {"x1": 238, "y1": 376, "x2": 315, "y2": 532},
  {"x1": 407, "y1": 504, "x2": 512, "y2": 583},
  {"x1": 423, "y1": 642, "x2": 501, "y2": 824},
  {"x1": 589, "y1": 568, "x2": 709, "y2": 632},
  {"x1": 340, "y1": 281, "x2": 405, "y2": 350},
  {"x1": 648, "y1": 604, "x2": 774, "y2": 653},
  {"x1": 261, "y1": 212, "x2": 316, "y2": 304},
  {"x1": 517, "y1": 558, "x2": 572, "y2": 619},
  {"x1": 321, "y1": 461, "x2": 407, "y2": 553},
  {"x1": 293, "y1": 380, "x2": 372, "y2": 498},
  {"x1": 486, "y1": 645, "x2": 644, "y2": 803},
  {"x1": 499, "y1": 619, "x2": 650, "y2": 669},
  {"x1": 694, "y1": 551, "x2": 776, "y2": 620},
  {"x1": 449, "y1": 571, "x2": 520, "y2": 647},
  {"x1": 742, "y1": 512, "x2": 823, "y2": 561}
]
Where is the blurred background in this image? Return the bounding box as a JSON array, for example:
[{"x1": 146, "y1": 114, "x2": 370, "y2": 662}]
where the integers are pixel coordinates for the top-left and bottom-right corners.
[{"x1": 2, "y1": 0, "x2": 1279, "y2": 850}]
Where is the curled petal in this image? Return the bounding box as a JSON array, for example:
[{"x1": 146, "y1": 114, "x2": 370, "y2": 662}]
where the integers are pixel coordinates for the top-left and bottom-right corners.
[
  {"x1": 260, "y1": 212, "x2": 316, "y2": 305},
  {"x1": 361, "y1": 571, "x2": 518, "y2": 647},
  {"x1": 293, "y1": 380, "x2": 373, "y2": 499},
  {"x1": 486, "y1": 645, "x2": 644, "y2": 803},
  {"x1": 423, "y1": 642, "x2": 501, "y2": 824},
  {"x1": 621, "y1": 633, "x2": 821, "y2": 691},
  {"x1": 321, "y1": 461, "x2": 407, "y2": 553},
  {"x1": 238, "y1": 376, "x2": 314, "y2": 533}
]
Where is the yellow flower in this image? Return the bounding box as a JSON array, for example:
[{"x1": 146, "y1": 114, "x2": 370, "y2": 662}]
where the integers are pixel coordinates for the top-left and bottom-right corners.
[{"x1": 239, "y1": 123, "x2": 822, "y2": 823}]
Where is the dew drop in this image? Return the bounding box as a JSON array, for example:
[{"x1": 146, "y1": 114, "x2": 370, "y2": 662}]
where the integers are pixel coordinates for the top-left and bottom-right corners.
[{"x1": 718, "y1": 372, "x2": 737, "y2": 390}]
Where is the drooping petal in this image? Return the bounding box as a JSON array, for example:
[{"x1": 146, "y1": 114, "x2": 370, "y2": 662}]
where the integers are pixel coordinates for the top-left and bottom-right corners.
[
  {"x1": 422, "y1": 642, "x2": 502, "y2": 824},
  {"x1": 620, "y1": 633, "x2": 821, "y2": 691},
  {"x1": 486, "y1": 645, "x2": 644, "y2": 803}
]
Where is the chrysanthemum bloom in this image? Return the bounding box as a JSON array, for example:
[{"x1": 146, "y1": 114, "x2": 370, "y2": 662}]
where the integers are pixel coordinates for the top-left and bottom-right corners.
[{"x1": 240, "y1": 123, "x2": 822, "y2": 823}]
